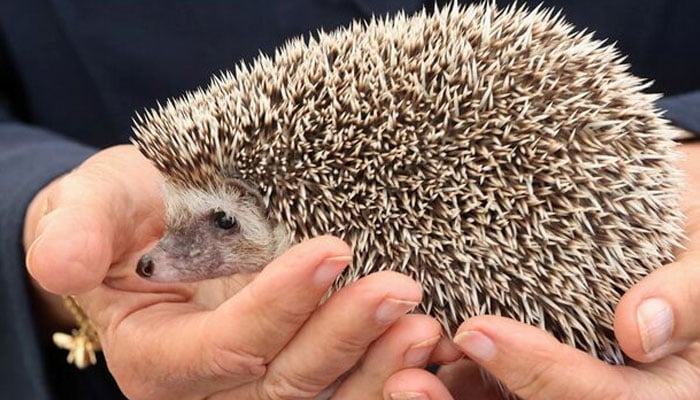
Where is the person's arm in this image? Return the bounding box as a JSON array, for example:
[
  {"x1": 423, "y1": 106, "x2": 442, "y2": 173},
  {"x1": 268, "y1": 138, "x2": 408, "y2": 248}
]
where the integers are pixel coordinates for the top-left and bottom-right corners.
[
  {"x1": 0, "y1": 20, "x2": 104, "y2": 399},
  {"x1": 658, "y1": 91, "x2": 700, "y2": 137}
]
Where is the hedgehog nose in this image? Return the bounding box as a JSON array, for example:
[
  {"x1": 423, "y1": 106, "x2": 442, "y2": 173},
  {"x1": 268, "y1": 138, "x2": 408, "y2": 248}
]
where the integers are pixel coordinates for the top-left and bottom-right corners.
[{"x1": 136, "y1": 254, "x2": 154, "y2": 278}]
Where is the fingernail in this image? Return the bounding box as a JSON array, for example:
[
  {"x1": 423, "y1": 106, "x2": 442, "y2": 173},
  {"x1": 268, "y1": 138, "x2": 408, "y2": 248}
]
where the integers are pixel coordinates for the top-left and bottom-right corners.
[
  {"x1": 376, "y1": 298, "x2": 418, "y2": 324},
  {"x1": 637, "y1": 298, "x2": 674, "y2": 354},
  {"x1": 404, "y1": 335, "x2": 441, "y2": 367},
  {"x1": 25, "y1": 234, "x2": 44, "y2": 270},
  {"x1": 40, "y1": 197, "x2": 51, "y2": 216},
  {"x1": 453, "y1": 330, "x2": 496, "y2": 361},
  {"x1": 390, "y1": 392, "x2": 428, "y2": 400},
  {"x1": 313, "y1": 255, "x2": 352, "y2": 286}
]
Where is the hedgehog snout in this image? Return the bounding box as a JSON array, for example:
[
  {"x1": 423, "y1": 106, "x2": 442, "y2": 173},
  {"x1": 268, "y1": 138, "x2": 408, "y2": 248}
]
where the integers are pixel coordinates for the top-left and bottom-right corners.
[
  {"x1": 133, "y1": 229, "x2": 238, "y2": 282},
  {"x1": 136, "y1": 254, "x2": 155, "y2": 278}
]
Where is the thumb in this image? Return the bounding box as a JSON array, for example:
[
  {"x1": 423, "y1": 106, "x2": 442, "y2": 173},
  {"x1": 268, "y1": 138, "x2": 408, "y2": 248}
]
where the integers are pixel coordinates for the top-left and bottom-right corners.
[
  {"x1": 25, "y1": 145, "x2": 163, "y2": 294},
  {"x1": 614, "y1": 251, "x2": 700, "y2": 363},
  {"x1": 453, "y1": 316, "x2": 626, "y2": 400}
]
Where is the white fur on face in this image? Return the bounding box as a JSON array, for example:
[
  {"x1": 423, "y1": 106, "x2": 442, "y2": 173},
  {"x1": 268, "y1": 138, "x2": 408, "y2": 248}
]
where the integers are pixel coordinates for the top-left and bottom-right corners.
[
  {"x1": 141, "y1": 181, "x2": 292, "y2": 282},
  {"x1": 163, "y1": 182, "x2": 270, "y2": 245}
]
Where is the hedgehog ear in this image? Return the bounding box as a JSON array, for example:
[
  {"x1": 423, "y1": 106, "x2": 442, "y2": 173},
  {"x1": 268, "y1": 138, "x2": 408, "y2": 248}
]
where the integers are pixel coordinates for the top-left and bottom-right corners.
[{"x1": 225, "y1": 178, "x2": 266, "y2": 209}]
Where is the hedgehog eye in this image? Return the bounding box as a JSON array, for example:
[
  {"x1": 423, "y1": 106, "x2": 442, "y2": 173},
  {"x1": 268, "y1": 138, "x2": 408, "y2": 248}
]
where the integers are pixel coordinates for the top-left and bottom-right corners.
[{"x1": 211, "y1": 209, "x2": 238, "y2": 231}]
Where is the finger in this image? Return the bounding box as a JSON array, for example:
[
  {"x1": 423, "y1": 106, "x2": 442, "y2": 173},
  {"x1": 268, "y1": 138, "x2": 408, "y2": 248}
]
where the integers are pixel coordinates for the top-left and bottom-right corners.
[
  {"x1": 254, "y1": 270, "x2": 422, "y2": 399},
  {"x1": 26, "y1": 203, "x2": 113, "y2": 294},
  {"x1": 437, "y1": 358, "x2": 504, "y2": 399},
  {"x1": 333, "y1": 314, "x2": 442, "y2": 399},
  {"x1": 26, "y1": 145, "x2": 163, "y2": 294},
  {"x1": 87, "y1": 236, "x2": 352, "y2": 399},
  {"x1": 615, "y1": 251, "x2": 700, "y2": 362},
  {"x1": 453, "y1": 316, "x2": 629, "y2": 400},
  {"x1": 429, "y1": 336, "x2": 463, "y2": 365},
  {"x1": 93, "y1": 301, "x2": 211, "y2": 399},
  {"x1": 383, "y1": 368, "x2": 454, "y2": 400},
  {"x1": 204, "y1": 236, "x2": 353, "y2": 374}
]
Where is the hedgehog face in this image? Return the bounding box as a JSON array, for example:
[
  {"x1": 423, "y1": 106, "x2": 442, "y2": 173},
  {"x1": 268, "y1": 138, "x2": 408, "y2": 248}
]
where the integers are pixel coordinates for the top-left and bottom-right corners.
[{"x1": 136, "y1": 181, "x2": 287, "y2": 282}]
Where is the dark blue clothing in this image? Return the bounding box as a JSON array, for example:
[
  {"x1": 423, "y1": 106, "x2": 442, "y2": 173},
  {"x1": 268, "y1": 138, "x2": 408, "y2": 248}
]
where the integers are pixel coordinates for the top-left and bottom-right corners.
[{"x1": 0, "y1": 1, "x2": 698, "y2": 398}]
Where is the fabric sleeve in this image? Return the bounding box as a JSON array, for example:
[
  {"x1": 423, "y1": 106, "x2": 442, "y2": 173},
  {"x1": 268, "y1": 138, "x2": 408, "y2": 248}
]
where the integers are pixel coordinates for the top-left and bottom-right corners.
[
  {"x1": 0, "y1": 122, "x2": 96, "y2": 399},
  {"x1": 657, "y1": 91, "x2": 700, "y2": 136}
]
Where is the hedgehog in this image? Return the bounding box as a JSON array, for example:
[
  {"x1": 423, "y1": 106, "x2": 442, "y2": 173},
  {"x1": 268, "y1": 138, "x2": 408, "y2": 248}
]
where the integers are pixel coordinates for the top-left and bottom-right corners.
[{"x1": 131, "y1": 0, "x2": 684, "y2": 388}]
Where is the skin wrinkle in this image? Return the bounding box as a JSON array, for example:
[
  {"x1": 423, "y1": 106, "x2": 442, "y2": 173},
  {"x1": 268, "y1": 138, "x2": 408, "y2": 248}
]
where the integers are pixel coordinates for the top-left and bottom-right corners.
[
  {"x1": 503, "y1": 352, "x2": 558, "y2": 398},
  {"x1": 261, "y1": 367, "x2": 331, "y2": 400},
  {"x1": 108, "y1": 304, "x2": 214, "y2": 399},
  {"x1": 206, "y1": 341, "x2": 267, "y2": 384},
  {"x1": 237, "y1": 286, "x2": 317, "y2": 349},
  {"x1": 641, "y1": 346, "x2": 700, "y2": 400}
]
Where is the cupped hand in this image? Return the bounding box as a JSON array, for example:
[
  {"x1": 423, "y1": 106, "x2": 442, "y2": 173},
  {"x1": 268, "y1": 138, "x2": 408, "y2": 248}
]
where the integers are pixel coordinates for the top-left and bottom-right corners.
[
  {"x1": 385, "y1": 143, "x2": 700, "y2": 400},
  {"x1": 23, "y1": 145, "x2": 447, "y2": 400}
]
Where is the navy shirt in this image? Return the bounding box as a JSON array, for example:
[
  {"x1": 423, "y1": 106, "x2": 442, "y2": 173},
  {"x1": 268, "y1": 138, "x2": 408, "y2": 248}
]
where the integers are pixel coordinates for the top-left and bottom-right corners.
[{"x1": 1, "y1": 1, "x2": 698, "y2": 398}]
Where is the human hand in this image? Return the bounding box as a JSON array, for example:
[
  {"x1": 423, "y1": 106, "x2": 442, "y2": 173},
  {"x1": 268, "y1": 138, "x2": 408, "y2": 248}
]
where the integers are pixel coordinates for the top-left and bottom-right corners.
[
  {"x1": 383, "y1": 142, "x2": 700, "y2": 400},
  {"x1": 23, "y1": 145, "x2": 448, "y2": 400}
]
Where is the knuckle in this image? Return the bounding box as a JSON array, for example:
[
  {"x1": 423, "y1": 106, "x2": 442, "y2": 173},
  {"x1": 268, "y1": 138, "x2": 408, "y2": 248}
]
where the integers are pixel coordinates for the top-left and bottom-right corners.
[
  {"x1": 505, "y1": 359, "x2": 633, "y2": 400},
  {"x1": 57, "y1": 170, "x2": 105, "y2": 197},
  {"x1": 244, "y1": 285, "x2": 316, "y2": 330},
  {"x1": 247, "y1": 289, "x2": 314, "y2": 328},
  {"x1": 260, "y1": 370, "x2": 328, "y2": 400},
  {"x1": 584, "y1": 377, "x2": 633, "y2": 400},
  {"x1": 327, "y1": 327, "x2": 370, "y2": 357},
  {"x1": 207, "y1": 342, "x2": 267, "y2": 382},
  {"x1": 506, "y1": 358, "x2": 557, "y2": 398}
]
